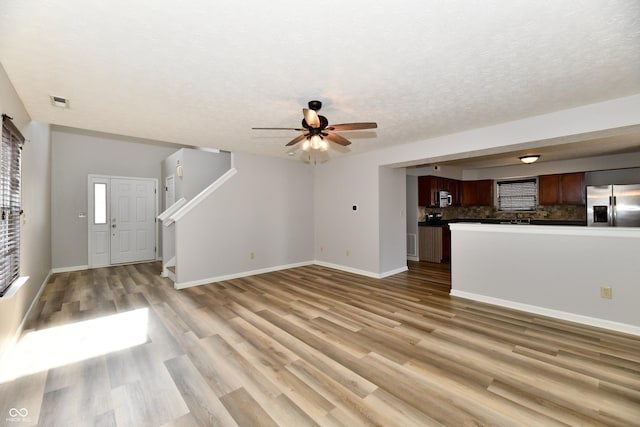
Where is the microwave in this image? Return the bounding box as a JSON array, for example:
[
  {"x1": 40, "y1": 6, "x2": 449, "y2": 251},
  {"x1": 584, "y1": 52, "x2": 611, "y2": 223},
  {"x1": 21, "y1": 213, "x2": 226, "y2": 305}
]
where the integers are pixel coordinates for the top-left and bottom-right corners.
[{"x1": 438, "y1": 190, "x2": 452, "y2": 207}]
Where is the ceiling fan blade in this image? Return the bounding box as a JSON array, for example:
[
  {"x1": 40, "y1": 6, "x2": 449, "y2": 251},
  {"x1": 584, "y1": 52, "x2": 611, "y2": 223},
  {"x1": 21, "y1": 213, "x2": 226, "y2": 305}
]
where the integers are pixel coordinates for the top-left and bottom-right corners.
[
  {"x1": 285, "y1": 134, "x2": 308, "y2": 146},
  {"x1": 326, "y1": 122, "x2": 378, "y2": 131},
  {"x1": 252, "y1": 127, "x2": 306, "y2": 131},
  {"x1": 303, "y1": 108, "x2": 320, "y2": 128},
  {"x1": 324, "y1": 132, "x2": 352, "y2": 146}
]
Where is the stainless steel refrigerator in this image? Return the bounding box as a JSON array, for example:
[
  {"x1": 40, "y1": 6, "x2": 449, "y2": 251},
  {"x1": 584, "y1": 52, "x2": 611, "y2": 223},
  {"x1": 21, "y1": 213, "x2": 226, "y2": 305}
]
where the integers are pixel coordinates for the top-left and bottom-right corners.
[{"x1": 586, "y1": 184, "x2": 640, "y2": 227}]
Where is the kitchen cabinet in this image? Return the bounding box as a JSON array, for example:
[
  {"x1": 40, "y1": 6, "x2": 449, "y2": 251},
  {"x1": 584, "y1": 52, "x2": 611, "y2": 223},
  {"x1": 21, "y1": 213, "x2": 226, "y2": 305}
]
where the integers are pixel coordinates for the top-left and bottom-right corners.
[
  {"x1": 442, "y1": 178, "x2": 460, "y2": 206},
  {"x1": 538, "y1": 172, "x2": 585, "y2": 205},
  {"x1": 419, "y1": 226, "x2": 449, "y2": 263},
  {"x1": 461, "y1": 180, "x2": 494, "y2": 206},
  {"x1": 418, "y1": 176, "x2": 460, "y2": 207},
  {"x1": 418, "y1": 176, "x2": 438, "y2": 207}
]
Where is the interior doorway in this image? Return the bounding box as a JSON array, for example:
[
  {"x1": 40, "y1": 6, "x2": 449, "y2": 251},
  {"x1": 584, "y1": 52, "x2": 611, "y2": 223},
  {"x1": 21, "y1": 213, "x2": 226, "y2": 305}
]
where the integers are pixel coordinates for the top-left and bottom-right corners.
[{"x1": 88, "y1": 175, "x2": 157, "y2": 267}]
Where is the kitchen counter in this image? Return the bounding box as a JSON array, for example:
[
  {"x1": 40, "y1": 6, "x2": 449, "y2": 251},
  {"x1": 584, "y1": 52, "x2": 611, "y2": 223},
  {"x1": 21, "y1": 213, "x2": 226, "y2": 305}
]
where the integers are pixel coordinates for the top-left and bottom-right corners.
[
  {"x1": 418, "y1": 221, "x2": 447, "y2": 227},
  {"x1": 419, "y1": 218, "x2": 586, "y2": 227}
]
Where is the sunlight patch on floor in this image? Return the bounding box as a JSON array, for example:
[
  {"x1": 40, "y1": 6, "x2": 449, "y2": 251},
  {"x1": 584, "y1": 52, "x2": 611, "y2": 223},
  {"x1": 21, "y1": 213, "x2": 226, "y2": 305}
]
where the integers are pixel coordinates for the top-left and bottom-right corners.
[{"x1": 0, "y1": 308, "x2": 149, "y2": 383}]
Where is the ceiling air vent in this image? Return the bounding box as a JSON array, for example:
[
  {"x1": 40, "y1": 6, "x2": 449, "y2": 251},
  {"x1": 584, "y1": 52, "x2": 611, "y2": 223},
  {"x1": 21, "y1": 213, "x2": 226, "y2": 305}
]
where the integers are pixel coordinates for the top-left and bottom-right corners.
[{"x1": 50, "y1": 95, "x2": 69, "y2": 108}]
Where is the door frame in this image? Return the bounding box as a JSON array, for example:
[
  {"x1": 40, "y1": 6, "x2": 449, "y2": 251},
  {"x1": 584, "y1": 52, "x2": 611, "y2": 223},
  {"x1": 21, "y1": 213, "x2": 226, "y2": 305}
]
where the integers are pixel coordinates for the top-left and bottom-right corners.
[{"x1": 88, "y1": 174, "x2": 159, "y2": 268}]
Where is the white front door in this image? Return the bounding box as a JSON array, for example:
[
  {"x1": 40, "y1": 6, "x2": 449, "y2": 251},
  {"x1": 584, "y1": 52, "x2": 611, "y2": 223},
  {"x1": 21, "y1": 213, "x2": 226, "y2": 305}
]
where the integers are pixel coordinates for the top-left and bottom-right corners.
[
  {"x1": 110, "y1": 178, "x2": 156, "y2": 264},
  {"x1": 89, "y1": 176, "x2": 157, "y2": 267}
]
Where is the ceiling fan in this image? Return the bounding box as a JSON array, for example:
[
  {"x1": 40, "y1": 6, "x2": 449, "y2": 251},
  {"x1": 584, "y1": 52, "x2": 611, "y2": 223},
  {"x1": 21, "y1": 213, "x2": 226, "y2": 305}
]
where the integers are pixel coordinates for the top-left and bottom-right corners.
[{"x1": 252, "y1": 100, "x2": 377, "y2": 152}]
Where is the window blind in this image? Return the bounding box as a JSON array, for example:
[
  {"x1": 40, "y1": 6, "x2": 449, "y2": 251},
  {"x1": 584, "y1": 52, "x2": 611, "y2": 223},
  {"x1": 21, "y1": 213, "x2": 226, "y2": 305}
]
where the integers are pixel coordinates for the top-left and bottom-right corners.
[
  {"x1": 497, "y1": 179, "x2": 537, "y2": 211},
  {"x1": 1, "y1": 115, "x2": 24, "y2": 296}
]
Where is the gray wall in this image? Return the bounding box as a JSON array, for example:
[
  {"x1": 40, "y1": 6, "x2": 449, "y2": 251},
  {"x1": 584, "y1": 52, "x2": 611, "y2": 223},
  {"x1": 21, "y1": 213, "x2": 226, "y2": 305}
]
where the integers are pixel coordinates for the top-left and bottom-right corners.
[
  {"x1": 161, "y1": 148, "x2": 231, "y2": 210},
  {"x1": 174, "y1": 152, "x2": 314, "y2": 285},
  {"x1": 0, "y1": 64, "x2": 52, "y2": 361},
  {"x1": 51, "y1": 127, "x2": 181, "y2": 269},
  {"x1": 379, "y1": 166, "x2": 407, "y2": 274}
]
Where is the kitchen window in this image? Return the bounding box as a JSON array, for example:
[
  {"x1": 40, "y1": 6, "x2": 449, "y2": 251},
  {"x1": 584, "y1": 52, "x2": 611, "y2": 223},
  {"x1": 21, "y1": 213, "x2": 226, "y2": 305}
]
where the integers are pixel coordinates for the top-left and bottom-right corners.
[
  {"x1": 0, "y1": 115, "x2": 25, "y2": 297},
  {"x1": 497, "y1": 178, "x2": 537, "y2": 211}
]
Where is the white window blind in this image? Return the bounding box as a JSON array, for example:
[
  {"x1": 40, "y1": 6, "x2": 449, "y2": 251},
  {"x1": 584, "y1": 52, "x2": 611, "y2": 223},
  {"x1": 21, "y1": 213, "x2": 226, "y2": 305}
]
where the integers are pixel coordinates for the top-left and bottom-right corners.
[
  {"x1": 1, "y1": 115, "x2": 25, "y2": 296},
  {"x1": 497, "y1": 179, "x2": 537, "y2": 211}
]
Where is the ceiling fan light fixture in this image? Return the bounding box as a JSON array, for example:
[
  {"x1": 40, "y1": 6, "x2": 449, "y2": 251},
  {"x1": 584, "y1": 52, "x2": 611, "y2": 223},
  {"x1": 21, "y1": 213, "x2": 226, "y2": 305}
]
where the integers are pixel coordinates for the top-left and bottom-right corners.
[
  {"x1": 310, "y1": 134, "x2": 322, "y2": 150},
  {"x1": 519, "y1": 155, "x2": 540, "y2": 164},
  {"x1": 252, "y1": 100, "x2": 377, "y2": 159}
]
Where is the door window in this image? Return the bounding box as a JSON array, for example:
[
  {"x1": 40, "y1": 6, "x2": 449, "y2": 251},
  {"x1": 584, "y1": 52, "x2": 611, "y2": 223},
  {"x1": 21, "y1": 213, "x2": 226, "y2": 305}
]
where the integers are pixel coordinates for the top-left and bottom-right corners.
[{"x1": 93, "y1": 183, "x2": 107, "y2": 224}]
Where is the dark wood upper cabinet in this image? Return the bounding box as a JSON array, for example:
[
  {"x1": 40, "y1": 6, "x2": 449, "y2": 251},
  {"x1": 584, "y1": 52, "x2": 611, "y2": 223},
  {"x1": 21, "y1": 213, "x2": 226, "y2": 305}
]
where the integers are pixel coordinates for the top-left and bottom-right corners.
[
  {"x1": 443, "y1": 178, "x2": 461, "y2": 206},
  {"x1": 418, "y1": 176, "x2": 461, "y2": 207},
  {"x1": 419, "y1": 176, "x2": 495, "y2": 207},
  {"x1": 560, "y1": 173, "x2": 586, "y2": 204},
  {"x1": 538, "y1": 174, "x2": 561, "y2": 205},
  {"x1": 538, "y1": 172, "x2": 585, "y2": 205},
  {"x1": 418, "y1": 176, "x2": 437, "y2": 207},
  {"x1": 461, "y1": 180, "x2": 494, "y2": 206}
]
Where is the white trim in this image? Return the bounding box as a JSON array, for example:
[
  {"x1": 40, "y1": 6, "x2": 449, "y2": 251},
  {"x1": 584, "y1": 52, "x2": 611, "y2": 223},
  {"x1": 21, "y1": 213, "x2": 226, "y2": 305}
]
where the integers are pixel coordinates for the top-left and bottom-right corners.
[
  {"x1": 0, "y1": 276, "x2": 29, "y2": 299},
  {"x1": 88, "y1": 175, "x2": 110, "y2": 268},
  {"x1": 173, "y1": 260, "x2": 409, "y2": 290},
  {"x1": 170, "y1": 168, "x2": 237, "y2": 223},
  {"x1": 379, "y1": 265, "x2": 408, "y2": 278},
  {"x1": 174, "y1": 260, "x2": 314, "y2": 289},
  {"x1": 312, "y1": 261, "x2": 404, "y2": 279},
  {"x1": 449, "y1": 222, "x2": 640, "y2": 238},
  {"x1": 157, "y1": 198, "x2": 187, "y2": 225},
  {"x1": 88, "y1": 175, "x2": 158, "y2": 268},
  {"x1": 0, "y1": 271, "x2": 50, "y2": 366},
  {"x1": 406, "y1": 256, "x2": 419, "y2": 262},
  {"x1": 450, "y1": 289, "x2": 640, "y2": 337},
  {"x1": 314, "y1": 261, "x2": 380, "y2": 278},
  {"x1": 51, "y1": 259, "x2": 160, "y2": 274},
  {"x1": 51, "y1": 265, "x2": 89, "y2": 273},
  {"x1": 161, "y1": 255, "x2": 176, "y2": 278}
]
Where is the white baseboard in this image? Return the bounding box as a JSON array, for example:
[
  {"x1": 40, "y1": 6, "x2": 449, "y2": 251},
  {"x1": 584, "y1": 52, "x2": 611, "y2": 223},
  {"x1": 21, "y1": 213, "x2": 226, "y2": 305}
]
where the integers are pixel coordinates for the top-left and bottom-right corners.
[
  {"x1": 174, "y1": 261, "x2": 315, "y2": 290},
  {"x1": 313, "y1": 261, "x2": 381, "y2": 279},
  {"x1": 51, "y1": 265, "x2": 88, "y2": 273},
  {"x1": 175, "y1": 260, "x2": 409, "y2": 289},
  {"x1": 313, "y1": 261, "x2": 407, "y2": 279},
  {"x1": 406, "y1": 256, "x2": 419, "y2": 262},
  {"x1": 450, "y1": 290, "x2": 640, "y2": 337},
  {"x1": 380, "y1": 265, "x2": 408, "y2": 278}
]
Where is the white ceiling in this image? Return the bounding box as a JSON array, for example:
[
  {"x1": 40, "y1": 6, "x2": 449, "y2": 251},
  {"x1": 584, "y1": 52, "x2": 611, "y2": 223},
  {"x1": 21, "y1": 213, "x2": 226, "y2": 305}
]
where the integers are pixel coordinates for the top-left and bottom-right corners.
[{"x1": 1, "y1": 1, "x2": 640, "y2": 162}]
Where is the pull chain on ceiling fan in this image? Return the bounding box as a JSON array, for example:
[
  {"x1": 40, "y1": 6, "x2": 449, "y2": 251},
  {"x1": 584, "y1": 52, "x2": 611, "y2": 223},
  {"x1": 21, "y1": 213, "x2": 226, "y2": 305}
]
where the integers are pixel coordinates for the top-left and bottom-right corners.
[{"x1": 252, "y1": 100, "x2": 377, "y2": 153}]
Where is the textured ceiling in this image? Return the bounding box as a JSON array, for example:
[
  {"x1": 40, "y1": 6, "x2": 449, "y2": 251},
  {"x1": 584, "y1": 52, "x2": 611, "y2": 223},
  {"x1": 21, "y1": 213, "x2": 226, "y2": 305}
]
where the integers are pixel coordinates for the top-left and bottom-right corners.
[{"x1": 1, "y1": 0, "x2": 639, "y2": 160}]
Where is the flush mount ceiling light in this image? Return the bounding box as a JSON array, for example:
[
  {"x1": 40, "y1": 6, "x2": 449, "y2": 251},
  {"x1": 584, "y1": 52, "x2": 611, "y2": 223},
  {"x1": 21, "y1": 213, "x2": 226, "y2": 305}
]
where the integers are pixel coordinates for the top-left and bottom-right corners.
[
  {"x1": 519, "y1": 155, "x2": 540, "y2": 164},
  {"x1": 50, "y1": 95, "x2": 69, "y2": 108}
]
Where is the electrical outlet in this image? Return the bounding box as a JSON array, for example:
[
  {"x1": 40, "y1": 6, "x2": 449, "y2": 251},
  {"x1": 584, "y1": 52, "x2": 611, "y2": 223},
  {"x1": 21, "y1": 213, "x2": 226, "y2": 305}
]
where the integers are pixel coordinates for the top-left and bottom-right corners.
[
  {"x1": 250, "y1": 252, "x2": 254, "y2": 260},
  {"x1": 600, "y1": 286, "x2": 612, "y2": 299},
  {"x1": 346, "y1": 249, "x2": 350, "y2": 256}
]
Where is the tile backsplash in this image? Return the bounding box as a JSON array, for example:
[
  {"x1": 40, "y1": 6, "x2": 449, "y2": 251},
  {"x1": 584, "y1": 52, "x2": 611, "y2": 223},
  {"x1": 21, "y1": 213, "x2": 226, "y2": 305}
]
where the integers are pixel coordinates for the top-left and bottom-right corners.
[{"x1": 418, "y1": 204, "x2": 586, "y2": 222}]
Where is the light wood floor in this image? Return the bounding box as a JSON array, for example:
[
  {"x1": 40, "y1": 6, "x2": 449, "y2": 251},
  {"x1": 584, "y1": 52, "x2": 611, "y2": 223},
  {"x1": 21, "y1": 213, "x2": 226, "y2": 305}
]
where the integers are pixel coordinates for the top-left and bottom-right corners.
[{"x1": 1, "y1": 261, "x2": 639, "y2": 426}]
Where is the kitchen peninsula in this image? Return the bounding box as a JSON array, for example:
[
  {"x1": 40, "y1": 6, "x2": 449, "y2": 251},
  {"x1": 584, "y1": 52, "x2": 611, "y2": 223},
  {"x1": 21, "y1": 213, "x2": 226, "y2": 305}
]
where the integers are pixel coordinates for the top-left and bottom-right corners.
[{"x1": 449, "y1": 223, "x2": 640, "y2": 335}]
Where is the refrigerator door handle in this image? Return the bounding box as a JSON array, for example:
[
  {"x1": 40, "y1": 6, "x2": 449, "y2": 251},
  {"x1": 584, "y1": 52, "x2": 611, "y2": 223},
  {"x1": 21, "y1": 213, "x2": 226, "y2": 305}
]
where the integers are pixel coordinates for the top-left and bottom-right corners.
[{"x1": 611, "y1": 195, "x2": 616, "y2": 226}]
